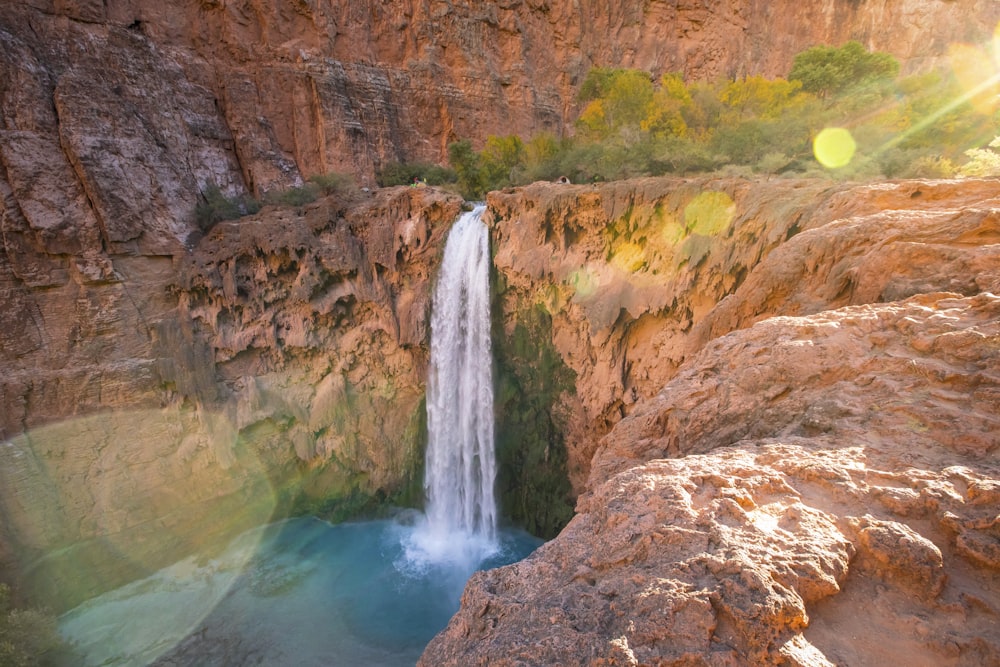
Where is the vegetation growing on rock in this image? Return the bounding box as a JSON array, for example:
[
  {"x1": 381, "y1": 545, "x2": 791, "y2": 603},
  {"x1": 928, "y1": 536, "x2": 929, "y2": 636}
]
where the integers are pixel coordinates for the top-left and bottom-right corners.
[{"x1": 493, "y1": 286, "x2": 577, "y2": 538}]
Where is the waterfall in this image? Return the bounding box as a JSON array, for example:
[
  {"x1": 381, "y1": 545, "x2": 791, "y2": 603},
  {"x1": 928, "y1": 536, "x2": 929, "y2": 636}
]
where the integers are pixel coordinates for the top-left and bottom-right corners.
[{"x1": 410, "y1": 204, "x2": 498, "y2": 566}]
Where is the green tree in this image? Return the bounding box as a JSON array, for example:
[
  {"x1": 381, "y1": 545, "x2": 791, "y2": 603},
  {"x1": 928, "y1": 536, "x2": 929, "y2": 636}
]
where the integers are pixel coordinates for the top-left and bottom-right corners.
[
  {"x1": 520, "y1": 132, "x2": 563, "y2": 181},
  {"x1": 480, "y1": 134, "x2": 525, "y2": 189},
  {"x1": 377, "y1": 161, "x2": 457, "y2": 187},
  {"x1": 448, "y1": 139, "x2": 486, "y2": 199},
  {"x1": 718, "y1": 76, "x2": 810, "y2": 121},
  {"x1": 576, "y1": 69, "x2": 655, "y2": 140},
  {"x1": 789, "y1": 41, "x2": 899, "y2": 100},
  {"x1": 642, "y1": 72, "x2": 693, "y2": 138}
]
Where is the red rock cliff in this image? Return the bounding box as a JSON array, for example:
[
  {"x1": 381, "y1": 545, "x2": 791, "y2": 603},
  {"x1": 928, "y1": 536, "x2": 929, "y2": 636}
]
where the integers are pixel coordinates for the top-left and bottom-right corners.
[
  {"x1": 423, "y1": 178, "x2": 1000, "y2": 665},
  {"x1": 3, "y1": 0, "x2": 999, "y2": 194}
]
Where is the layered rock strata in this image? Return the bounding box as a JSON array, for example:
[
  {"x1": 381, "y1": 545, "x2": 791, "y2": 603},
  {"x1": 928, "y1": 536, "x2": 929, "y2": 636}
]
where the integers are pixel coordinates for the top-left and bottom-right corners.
[{"x1": 4, "y1": 1, "x2": 999, "y2": 191}]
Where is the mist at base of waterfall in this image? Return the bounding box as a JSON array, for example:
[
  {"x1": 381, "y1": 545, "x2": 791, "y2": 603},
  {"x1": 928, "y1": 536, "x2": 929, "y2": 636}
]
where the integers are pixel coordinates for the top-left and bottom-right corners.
[{"x1": 57, "y1": 515, "x2": 541, "y2": 667}]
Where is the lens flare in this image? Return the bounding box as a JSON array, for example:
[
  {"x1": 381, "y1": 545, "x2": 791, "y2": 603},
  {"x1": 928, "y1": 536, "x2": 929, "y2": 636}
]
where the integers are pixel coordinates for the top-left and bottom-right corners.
[
  {"x1": 0, "y1": 408, "x2": 278, "y2": 619},
  {"x1": 948, "y1": 40, "x2": 1000, "y2": 115},
  {"x1": 683, "y1": 191, "x2": 735, "y2": 236},
  {"x1": 568, "y1": 265, "x2": 599, "y2": 297},
  {"x1": 813, "y1": 127, "x2": 857, "y2": 169},
  {"x1": 610, "y1": 241, "x2": 646, "y2": 273},
  {"x1": 660, "y1": 218, "x2": 686, "y2": 246}
]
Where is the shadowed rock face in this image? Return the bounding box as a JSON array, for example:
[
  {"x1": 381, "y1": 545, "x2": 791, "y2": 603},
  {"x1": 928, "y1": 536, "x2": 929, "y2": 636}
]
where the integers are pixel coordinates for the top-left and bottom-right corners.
[
  {"x1": 0, "y1": 185, "x2": 463, "y2": 610},
  {"x1": 422, "y1": 180, "x2": 1000, "y2": 665}
]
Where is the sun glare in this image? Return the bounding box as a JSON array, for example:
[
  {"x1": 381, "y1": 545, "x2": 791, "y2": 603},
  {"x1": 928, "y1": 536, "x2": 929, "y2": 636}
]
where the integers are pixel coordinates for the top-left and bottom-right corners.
[{"x1": 813, "y1": 127, "x2": 857, "y2": 169}]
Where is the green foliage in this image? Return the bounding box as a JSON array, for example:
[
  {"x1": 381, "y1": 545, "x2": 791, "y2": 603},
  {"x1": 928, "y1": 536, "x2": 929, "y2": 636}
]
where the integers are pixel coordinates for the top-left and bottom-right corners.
[
  {"x1": 480, "y1": 135, "x2": 525, "y2": 187},
  {"x1": 377, "y1": 161, "x2": 457, "y2": 187},
  {"x1": 308, "y1": 172, "x2": 357, "y2": 197},
  {"x1": 960, "y1": 136, "x2": 1000, "y2": 176},
  {"x1": 789, "y1": 40, "x2": 899, "y2": 100},
  {"x1": 493, "y1": 297, "x2": 576, "y2": 539},
  {"x1": 519, "y1": 132, "x2": 565, "y2": 182},
  {"x1": 577, "y1": 67, "x2": 628, "y2": 102},
  {"x1": 641, "y1": 73, "x2": 694, "y2": 139},
  {"x1": 194, "y1": 181, "x2": 261, "y2": 231},
  {"x1": 436, "y1": 44, "x2": 996, "y2": 195},
  {"x1": 448, "y1": 139, "x2": 487, "y2": 199},
  {"x1": 0, "y1": 584, "x2": 61, "y2": 666},
  {"x1": 576, "y1": 69, "x2": 655, "y2": 141},
  {"x1": 719, "y1": 76, "x2": 809, "y2": 121},
  {"x1": 265, "y1": 182, "x2": 320, "y2": 207}
]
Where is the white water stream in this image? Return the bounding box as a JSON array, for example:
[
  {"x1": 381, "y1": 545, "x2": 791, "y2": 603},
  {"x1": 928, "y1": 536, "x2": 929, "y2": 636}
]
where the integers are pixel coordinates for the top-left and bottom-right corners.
[
  {"x1": 407, "y1": 204, "x2": 499, "y2": 567},
  {"x1": 56, "y1": 204, "x2": 536, "y2": 666}
]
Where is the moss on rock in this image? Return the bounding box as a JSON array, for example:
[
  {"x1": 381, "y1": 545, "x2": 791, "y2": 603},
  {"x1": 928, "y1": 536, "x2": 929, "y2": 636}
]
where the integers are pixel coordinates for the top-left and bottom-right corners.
[{"x1": 493, "y1": 296, "x2": 576, "y2": 539}]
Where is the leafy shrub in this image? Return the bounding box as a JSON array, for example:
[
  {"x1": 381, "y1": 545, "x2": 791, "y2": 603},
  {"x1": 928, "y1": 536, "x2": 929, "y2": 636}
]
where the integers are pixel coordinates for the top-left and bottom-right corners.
[
  {"x1": 756, "y1": 151, "x2": 795, "y2": 174},
  {"x1": 437, "y1": 42, "x2": 996, "y2": 193},
  {"x1": 960, "y1": 136, "x2": 1000, "y2": 176},
  {"x1": 449, "y1": 139, "x2": 488, "y2": 199},
  {"x1": 308, "y1": 172, "x2": 357, "y2": 197},
  {"x1": 264, "y1": 183, "x2": 320, "y2": 207},
  {"x1": 789, "y1": 40, "x2": 899, "y2": 100},
  {"x1": 194, "y1": 181, "x2": 261, "y2": 231},
  {"x1": 377, "y1": 162, "x2": 457, "y2": 187}
]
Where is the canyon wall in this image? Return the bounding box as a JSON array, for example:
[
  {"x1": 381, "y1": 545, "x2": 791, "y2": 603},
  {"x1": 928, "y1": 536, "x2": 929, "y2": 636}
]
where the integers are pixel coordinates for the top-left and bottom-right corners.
[
  {"x1": 424, "y1": 178, "x2": 1000, "y2": 665},
  {"x1": 4, "y1": 0, "x2": 999, "y2": 194},
  {"x1": 0, "y1": 184, "x2": 463, "y2": 610}
]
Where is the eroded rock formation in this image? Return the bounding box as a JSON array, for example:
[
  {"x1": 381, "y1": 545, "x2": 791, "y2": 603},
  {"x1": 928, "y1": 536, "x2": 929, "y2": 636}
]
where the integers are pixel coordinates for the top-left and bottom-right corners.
[
  {"x1": 0, "y1": 185, "x2": 462, "y2": 610},
  {"x1": 2, "y1": 0, "x2": 1000, "y2": 660},
  {"x1": 423, "y1": 180, "x2": 1000, "y2": 665}
]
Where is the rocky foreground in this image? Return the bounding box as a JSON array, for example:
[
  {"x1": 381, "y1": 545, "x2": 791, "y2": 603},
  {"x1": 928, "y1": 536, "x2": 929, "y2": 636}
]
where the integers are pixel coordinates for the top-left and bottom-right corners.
[{"x1": 422, "y1": 178, "x2": 1000, "y2": 666}]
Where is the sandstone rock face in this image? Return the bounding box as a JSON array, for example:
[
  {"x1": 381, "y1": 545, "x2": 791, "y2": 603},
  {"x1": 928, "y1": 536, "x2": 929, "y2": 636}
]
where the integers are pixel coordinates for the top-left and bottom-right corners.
[
  {"x1": 488, "y1": 177, "x2": 1000, "y2": 497},
  {"x1": 4, "y1": 1, "x2": 999, "y2": 194},
  {"x1": 2, "y1": 0, "x2": 1000, "y2": 650},
  {"x1": 424, "y1": 180, "x2": 1000, "y2": 665}
]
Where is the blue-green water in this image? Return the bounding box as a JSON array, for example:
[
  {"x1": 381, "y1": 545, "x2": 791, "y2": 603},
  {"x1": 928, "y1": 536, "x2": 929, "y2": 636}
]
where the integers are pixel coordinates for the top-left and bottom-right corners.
[{"x1": 58, "y1": 515, "x2": 541, "y2": 666}]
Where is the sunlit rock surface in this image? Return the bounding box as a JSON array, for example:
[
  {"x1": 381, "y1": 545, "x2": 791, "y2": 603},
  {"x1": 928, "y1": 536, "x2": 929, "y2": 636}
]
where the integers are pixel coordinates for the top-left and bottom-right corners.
[
  {"x1": 2, "y1": 0, "x2": 1000, "y2": 655},
  {"x1": 423, "y1": 181, "x2": 1000, "y2": 665}
]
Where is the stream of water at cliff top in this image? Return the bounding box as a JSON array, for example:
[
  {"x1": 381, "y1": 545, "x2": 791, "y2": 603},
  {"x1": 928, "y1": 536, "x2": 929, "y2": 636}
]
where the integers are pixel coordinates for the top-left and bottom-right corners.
[{"x1": 56, "y1": 205, "x2": 540, "y2": 666}]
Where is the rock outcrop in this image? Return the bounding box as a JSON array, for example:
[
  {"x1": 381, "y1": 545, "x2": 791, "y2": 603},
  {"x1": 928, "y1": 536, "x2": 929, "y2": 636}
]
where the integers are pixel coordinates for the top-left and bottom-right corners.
[
  {"x1": 0, "y1": 185, "x2": 462, "y2": 611},
  {"x1": 422, "y1": 179, "x2": 1000, "y2": 665},
  {"x1": 3, "y1": 0, "x2": 1000, "y2": 657}
]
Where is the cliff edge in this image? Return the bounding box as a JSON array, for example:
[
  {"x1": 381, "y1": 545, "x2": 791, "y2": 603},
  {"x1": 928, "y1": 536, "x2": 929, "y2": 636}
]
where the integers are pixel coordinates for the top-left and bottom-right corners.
[{"x1": 423, "y1": 177, "x2": 1000, "y2": 666}]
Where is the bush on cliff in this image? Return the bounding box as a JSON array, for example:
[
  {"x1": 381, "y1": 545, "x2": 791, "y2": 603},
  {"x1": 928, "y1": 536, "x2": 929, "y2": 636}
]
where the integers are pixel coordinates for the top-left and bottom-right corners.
[
  {"x1": 194, "y1": 181, "x2": 261, "y2": 231},
  {"x1": 377, "y1": 161, "x2": 457, "y2": 187},
  {"x1": 308, "y1": 171, "x2": 359, "y2": 197}
]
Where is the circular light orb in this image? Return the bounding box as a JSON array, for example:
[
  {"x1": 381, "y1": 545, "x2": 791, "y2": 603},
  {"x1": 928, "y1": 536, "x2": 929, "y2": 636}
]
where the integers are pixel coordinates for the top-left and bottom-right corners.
[
  {"x1": 683, "y1": 191, "x2": 735, "y2": 236},
  {"x1": 568, "y1": 265, "x2": 599, "y2": 297},
  {"x1": 813, "y1": 127, "x2": 857, "y2": 169}
]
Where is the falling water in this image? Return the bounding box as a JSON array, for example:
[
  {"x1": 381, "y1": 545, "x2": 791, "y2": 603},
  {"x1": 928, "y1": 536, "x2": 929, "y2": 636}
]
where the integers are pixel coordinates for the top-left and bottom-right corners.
[
  {"x1": 55, "y1": 204, "x2": 542, "y2": 666},
  {"x1": 412, "y1": 204, "x2": 498, "y2": 565}
]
